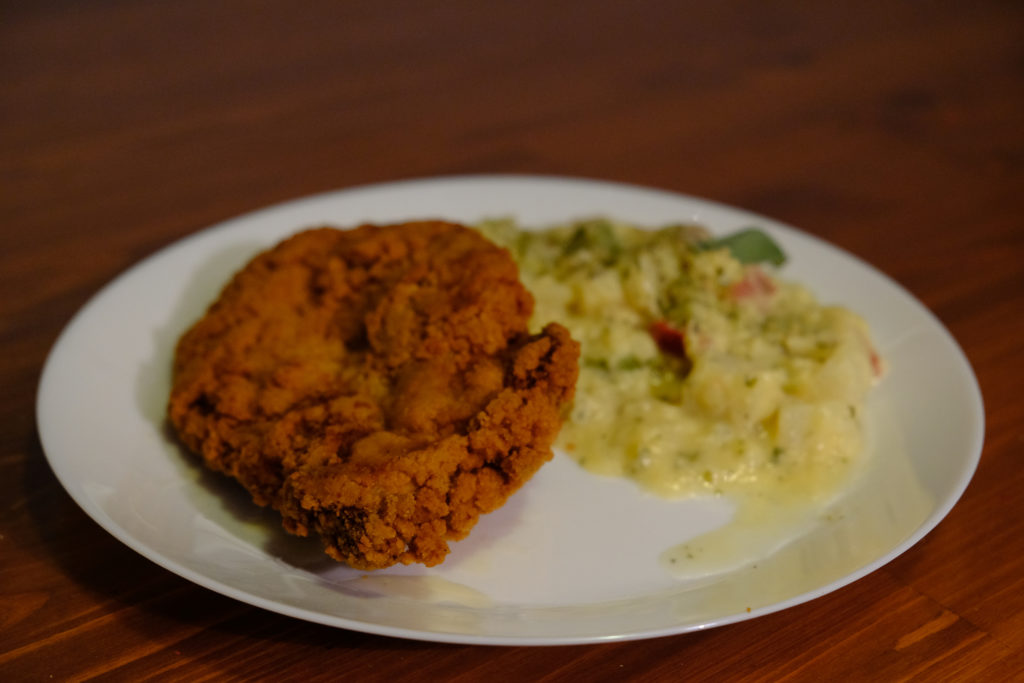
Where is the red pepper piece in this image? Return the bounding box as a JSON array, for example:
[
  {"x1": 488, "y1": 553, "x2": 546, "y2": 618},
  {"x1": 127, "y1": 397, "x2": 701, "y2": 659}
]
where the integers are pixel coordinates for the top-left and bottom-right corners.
[
  {"x1": 730, "y1": 266, "x2": 777, "y2": 299},
  {"x1": 649, "y1": 319, "x2": 686, "y2": 357}
]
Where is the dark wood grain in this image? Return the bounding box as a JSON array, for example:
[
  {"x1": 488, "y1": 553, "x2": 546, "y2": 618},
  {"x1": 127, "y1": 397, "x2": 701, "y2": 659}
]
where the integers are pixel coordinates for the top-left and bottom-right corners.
[{"x1": 3, "y1": 1, "x2": 1022, "y2": 679}]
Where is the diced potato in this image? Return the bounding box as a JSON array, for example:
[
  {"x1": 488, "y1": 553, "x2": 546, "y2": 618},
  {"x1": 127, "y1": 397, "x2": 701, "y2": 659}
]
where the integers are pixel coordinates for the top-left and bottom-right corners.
[{"x1": 475, "y1": 218, "x2": 879, "y2": 501}]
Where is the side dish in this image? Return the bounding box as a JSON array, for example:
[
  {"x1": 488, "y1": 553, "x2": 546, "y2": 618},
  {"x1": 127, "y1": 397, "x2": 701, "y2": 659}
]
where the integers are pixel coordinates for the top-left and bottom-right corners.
[{"x1": 478, "y1": 218, "x2": 883, "y2": 501}]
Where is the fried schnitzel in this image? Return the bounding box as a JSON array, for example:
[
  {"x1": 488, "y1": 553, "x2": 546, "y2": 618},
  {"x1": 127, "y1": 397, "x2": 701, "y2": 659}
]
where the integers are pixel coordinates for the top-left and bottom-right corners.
[{"x1": 168, "y1": 221, "x2": 579, "y2": 569}]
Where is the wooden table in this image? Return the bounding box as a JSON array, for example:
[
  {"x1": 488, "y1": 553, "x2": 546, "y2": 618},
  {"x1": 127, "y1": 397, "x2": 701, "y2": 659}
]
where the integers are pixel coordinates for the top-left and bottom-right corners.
[{"x1": 4, "y1": 1, "x2": 1022, "y2": 679}]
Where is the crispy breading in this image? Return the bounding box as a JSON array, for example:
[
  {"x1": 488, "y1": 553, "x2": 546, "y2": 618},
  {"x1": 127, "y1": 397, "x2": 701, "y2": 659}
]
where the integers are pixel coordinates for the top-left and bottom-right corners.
[{"x1": 168, "y1": 221, "x2": 579, "y2": 569}]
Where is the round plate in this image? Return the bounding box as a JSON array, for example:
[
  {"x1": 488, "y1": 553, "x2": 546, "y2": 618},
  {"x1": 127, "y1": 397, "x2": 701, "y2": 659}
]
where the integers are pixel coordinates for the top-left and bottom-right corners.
[{"x1": 36, "y1": 175, "x2": 984, "y2": 645}]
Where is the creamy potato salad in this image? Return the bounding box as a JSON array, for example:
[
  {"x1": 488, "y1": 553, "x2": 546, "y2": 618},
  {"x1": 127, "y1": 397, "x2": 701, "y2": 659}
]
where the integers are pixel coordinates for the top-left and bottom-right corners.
[{"x1": 477, "y1": 218, "x2": 883, "y2": 501}]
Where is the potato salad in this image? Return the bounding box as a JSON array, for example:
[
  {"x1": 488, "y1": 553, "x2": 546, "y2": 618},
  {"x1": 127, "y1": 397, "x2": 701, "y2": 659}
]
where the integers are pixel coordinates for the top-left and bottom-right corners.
[{"x1": 477, "y1": 217, "x2": 883, "y2": 501}]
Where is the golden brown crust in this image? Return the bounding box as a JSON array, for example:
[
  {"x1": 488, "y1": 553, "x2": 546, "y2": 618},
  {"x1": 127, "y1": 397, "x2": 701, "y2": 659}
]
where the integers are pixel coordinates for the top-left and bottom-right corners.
[{"x1": 168, "y1": 221, "x2": 579, "y2": 569}]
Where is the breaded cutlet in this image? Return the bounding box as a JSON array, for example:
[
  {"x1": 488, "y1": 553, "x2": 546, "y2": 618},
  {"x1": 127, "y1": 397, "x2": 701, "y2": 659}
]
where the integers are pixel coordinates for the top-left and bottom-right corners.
[{"x1": 168, "y1": 221, "x2": 579, "y2": 569}]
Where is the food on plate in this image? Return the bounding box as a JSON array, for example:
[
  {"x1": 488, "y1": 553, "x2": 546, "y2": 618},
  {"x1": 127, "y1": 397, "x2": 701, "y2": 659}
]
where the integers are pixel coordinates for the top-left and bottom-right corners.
[
  {"x1": 477, "y1": 217, "x2": 883, "y2": 501},
  {"x1": 168, "y1": 221, "x2": 580, "y2": 569}
]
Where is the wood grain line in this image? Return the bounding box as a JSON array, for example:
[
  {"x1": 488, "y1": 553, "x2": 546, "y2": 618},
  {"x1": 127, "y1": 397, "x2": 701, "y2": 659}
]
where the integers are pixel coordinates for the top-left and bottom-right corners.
[{"x1": 893, "y1": 609, "x2": 960, "y2": 651}]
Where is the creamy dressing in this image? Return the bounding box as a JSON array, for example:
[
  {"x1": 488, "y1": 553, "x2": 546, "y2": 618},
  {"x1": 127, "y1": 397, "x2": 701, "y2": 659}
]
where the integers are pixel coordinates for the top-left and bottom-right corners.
[
  {"x1": 478, "y1": 217, "x2": 882, "y2": 505},
  {"x1": 659, "y1": 399, "x2": 932, "y2": 588},
  {"x1": 659, "y1": 492, "x2": 825, "y2": 580}
]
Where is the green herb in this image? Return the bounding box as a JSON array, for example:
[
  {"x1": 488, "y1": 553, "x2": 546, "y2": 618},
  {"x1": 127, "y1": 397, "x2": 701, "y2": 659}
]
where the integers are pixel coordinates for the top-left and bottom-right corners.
[
  {"x1": 563, "y1": 219, "x2": 622, "y2": 263},
  {"x1": 563, "y1": 226, "x2": 591, "y2": 255},
  {"x1": 700, "y1": 228, "x2": 786, "y2": 266},
  {"x1": 651, "y1": 371, "x2": 684, "y2": 404},
  {"x1": 616, "y1": 355, "x2": 644, "y2": 370}
]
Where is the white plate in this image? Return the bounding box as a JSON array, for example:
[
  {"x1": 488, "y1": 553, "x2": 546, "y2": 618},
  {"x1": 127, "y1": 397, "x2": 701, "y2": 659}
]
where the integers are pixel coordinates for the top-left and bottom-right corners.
[{"x1": 37, "y1": 175, "x2": 984, "y2": 645}]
